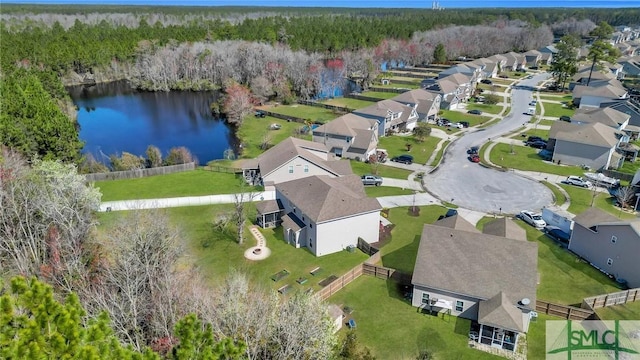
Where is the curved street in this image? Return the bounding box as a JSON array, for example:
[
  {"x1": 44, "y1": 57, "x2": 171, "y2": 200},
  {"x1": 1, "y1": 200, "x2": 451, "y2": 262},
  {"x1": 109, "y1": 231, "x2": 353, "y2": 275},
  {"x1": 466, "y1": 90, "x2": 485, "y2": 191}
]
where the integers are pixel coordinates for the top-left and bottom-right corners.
[{"x1": 424, "y1": 73, "x2": 554, "y2": 214}]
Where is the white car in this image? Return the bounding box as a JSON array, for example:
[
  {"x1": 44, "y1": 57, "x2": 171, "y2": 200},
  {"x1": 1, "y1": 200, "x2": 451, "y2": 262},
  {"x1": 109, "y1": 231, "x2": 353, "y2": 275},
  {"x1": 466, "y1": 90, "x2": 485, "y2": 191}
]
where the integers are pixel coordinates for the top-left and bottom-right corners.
[
  {"x1": 519, "y1": 210, "x2": 546, "y2": 228},
  {"x1": 448, "y1": 122, "x2": 464, "y2": 129},
  {"x1": 564, "y1": 176, "x2": 592, "y2": 188}
]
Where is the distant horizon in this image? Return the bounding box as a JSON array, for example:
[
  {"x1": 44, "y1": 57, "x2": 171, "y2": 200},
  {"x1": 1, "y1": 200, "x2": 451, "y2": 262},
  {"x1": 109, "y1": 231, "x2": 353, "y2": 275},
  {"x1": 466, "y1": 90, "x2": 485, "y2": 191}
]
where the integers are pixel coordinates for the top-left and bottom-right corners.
[{"x1": 4, "y1": 0, "x2": 640, "y2": 8}]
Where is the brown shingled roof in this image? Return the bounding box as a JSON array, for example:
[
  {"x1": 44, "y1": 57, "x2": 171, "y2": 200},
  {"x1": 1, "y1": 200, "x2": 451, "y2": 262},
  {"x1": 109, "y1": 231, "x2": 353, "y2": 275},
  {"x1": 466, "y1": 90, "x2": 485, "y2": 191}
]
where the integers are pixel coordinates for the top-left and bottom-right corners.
[
  {"x1": 478, "y1": 292, "x2": 525, "y2": 332},
  {"x1": 276, "y1": 175, "x2": 381, "y2": 223},
  {"x1": 313, "y1": 113, "x2": 377, "y2": 138},
  {"x1": 434, "y1": 215, "x2": 480, "y2": 233},
  {"x1": 572, "y1": 207, "x2": 619, "y2": 229},
  {"x1": 483, "y1": 218, "x2": 527, "y2": 241},
  {"x1": 572, "y1": 107, "x2": 630, "y2": 128},
  {"x1": 552, "y1": 122, "x2": 620, "y2": 147},
  {"x1": 412, "y1": 224, "x2": 538, "y2": 304}
]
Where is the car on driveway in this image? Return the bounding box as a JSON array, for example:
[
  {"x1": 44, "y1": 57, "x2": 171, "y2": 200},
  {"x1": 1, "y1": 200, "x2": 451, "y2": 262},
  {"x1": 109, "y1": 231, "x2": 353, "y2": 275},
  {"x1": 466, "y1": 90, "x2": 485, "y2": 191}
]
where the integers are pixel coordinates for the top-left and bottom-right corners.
[
  {"x1": 438, "y1": 208, "x2": 458, "y2": 220},
  {"x1": 468, "y1": 154, "x2": 480, "y2": 163},
  {"x1": 391, "y1": 154, "x2": 414, "y2": 164},
  {"x1": 467, "y1": 109, "x2": 482, "y2": 115},
  {"x1": 543, "y1": 225, "x2": 571, "y2": 243},
  {"x1": 437, "y1": 118, "x2": 450, "y2": 126},
  {"x1": 448, "y1": 122, "x2": 464, "y2": 129},
  {"x1": 518, "y1": 210, "x2": 546, "y2": 228},
  {"x1": 480, "y1": 79, "x2": 493, "y2": 84},
  {"x1": 361, "y1": 174, "x2": 383, "y2": 186},
  {"x1": 467, "y1": 146, "x2": 479, "y2": 155},
  {"x1": 459, "y1": 121, "x2": 470, "y2": 128},
  {"x1": 527, "y1": 136, "x2": 544, "y2": 143},
  {"x1": 526, "y1": 140, "x2": 547, "y2": 149},
  {"x1": 563, "y1": 176, "x2": 592, "y2": 188}
]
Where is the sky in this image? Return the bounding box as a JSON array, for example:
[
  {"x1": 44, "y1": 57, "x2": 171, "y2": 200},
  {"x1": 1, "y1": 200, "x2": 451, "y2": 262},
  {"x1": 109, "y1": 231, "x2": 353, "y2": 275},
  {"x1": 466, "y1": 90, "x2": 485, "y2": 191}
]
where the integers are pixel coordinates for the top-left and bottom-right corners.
[{"x1": 5, "y1": 0, "x2": 640, "y2": 8}]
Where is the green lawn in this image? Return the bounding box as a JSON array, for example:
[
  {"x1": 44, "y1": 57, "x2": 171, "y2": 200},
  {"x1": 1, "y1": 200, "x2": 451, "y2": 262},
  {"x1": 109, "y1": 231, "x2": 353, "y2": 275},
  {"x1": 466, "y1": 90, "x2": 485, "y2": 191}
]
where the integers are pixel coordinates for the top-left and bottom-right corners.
[
  {"x1": 430, "y1": 140, "x2": 450, "y2": 166},
  {"x1": 440, "y1": 110, "x2": 492, "y2": 126},
  {"x1": 538, "y1": 119, "x2": 555, "y2": 126},
  {"x1": 560, "y1": 185, "x2": 637, "y2": 220},
  {"x1": 617, "y1": 158, "x2": 640, "y2": 176},
  {"x1": 95, "y1": 169, "x2": 257, "y2": 201},
  {"x1": 389, "y1": 76, "x2": 423, "y2": 84},
  {"x1": 380, "y1": 205, "x2": 445, "y2": 273},
  {"x1": 540, "y1": 101, "x2": 575, "y2": 118},
  {"x1": 538, "y1": 94, "x2": 572, "y2": 102},
  {"x1": 268, "y1": 104, "x2": 340, "y2": 123},
  {"x1": 466, "y1": 103, "x2": 503, "y2": 115},
  {"x1": 378, "y1": 134, "x2": 440, "y2": 165},
  {"x1": 329, "y1": 276, "x2": 502, "y2": 360},
  {"x1": 236, "y1": 115, "x2": 309, "y2": 159},
  {"x1": 491, "y1": 77, "x2": 517, "y2": 86},
  {"x1": 361, "y1": 91, "x2": 399, "y2": 100},
  {"x1": 321, "y1": 97, "x2": 374, "y2": 110},
  {"x1": 541, "y1": 181, "x2": 567, "y2": 206},
  {"x1": 512, "y1": 128, "x2": 550, "y2": 140},
  {"x1": 526, "y1": 313, "x2": 555, "y2": 360},
  {"x1": 350, "y1": 161, "x2": 413, "y2": 179},
  {"x1": 364, "y1": 186, "x2": 416, "y2": 197},
  {"x1": 155, "y1": 205, "x2": 369, "y2": 291},
  {"x1": 489, "y1": 143, "x2": 583, "y2": 176},
  {"x1": 596, "y1": 301, "x2": 640, "y2": 320},
  {"x1": 516, "y1": 220, "x2": 621, "y2": 305},
  {"x1": 374, "y1": 83, "x2": 420, "y2": 89}
]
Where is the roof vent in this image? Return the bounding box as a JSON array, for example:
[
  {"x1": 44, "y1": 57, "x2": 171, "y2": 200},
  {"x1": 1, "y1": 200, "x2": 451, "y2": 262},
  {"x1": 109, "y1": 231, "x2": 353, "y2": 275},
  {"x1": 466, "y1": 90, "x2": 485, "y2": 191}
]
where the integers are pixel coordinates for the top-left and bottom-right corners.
[{"x1": 520, "y1": 298, "x2": 531, "y2": 306}]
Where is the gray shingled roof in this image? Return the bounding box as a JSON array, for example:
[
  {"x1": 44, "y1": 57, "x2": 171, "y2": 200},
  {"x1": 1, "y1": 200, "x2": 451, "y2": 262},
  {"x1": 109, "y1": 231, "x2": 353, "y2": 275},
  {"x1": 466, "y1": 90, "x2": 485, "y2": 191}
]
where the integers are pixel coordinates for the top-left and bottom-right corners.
[
  {"x1": 483, "y1": 218, "x2": 527, "y2": 241},
  {"x1": 442, "y1": 73, "x2": 471, "y2": 86},
  {"x1": 354, "y1": 99, "x2": 409, "y2": 118},
  {"x1": 276, "y1": 175, "x2": 381, "y2": 223},
  {"x1": 391, "y1": 88, "x2": 438, "y2": 105},
  {"x1": 348, "y1": 128, "x2": 376, "y2": 153},
  {"x1": 572, "y1": 107, "x2": 630, "y2": 128},
  {"x1": 255, "y1": 137, "x2": 352, "y2": 177},
  {"x1": 255, "y1": 199, "x2": 283, "y2": 214},
  {"x1": 434, "y1": 215, "x2": 480, "y2": 233},
  {"x1": 282, "y1": 212, "x2": 305, "y2": 231},
  {"x1": 572, "y1": 207, "x2": 619, "y2": 229},
  {"x1": 412, "y1": 224, "x2": 538, "y2": 304},
  {"x1": 478, "y1": 292, "x2": 525, "y2": 332},
  {"x1": 552, "y1": 122, "x2": 620, "y2": 147},
  {"x1": 313, "y1": 113, "x2": 377, "y2": 138},
  {"x1": 436, "y1": 79, "x2": 458, "y2": 95}
]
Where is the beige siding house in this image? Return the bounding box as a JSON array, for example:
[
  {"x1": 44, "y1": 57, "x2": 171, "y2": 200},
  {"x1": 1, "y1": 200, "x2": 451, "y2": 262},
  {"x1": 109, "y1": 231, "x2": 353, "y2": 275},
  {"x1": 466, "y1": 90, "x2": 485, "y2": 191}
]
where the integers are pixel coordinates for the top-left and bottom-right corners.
[
  {"x1": 569, "y1": 208, "x2": 640, "y2": 288},
  {"x1": 312, "y1": 113, "x2": 379, "y2": 161},
  {"x1": 260, "y1": 175, "x2": 381, "y2": 257},
  {"x1": 391, "y1": 89, "x2": 442, "y2": 122},
  {"x1": 353, "y1": 99, "x2": 418, "y2": 136},
  {"x1": 240, "y1": 137, "x2": 352, "y2": 187},
  {"x1": 411, "y1": 216, "x2": 538, "y2": 353}
]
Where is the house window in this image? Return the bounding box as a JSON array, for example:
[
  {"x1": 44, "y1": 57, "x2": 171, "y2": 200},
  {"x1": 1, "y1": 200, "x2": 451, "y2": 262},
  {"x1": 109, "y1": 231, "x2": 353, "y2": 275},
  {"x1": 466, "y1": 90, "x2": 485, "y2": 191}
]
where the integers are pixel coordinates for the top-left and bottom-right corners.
[
  {"x1": 309, "y1": 239, "x2": 313, "y2": 248},
  {"x1": 607, "y1": 258, "x2": 613, "y2": 266},
  {"x1": 611, "y1": 236, "x2": 617, "y2": 244},
  {"x1": 310, "y1": 223, "x2": 313, "y2": 228},
  {"x1": 455, "y1": 301, "x2": 464, "y2": 312},
  {"x1": 288, "y1": 165, "x2": 293, "y2": 173},
  {"x1": 346, "y1": 137, "x2": 352, "y2": 143},
  {"x1": 304, "y1": 165, "x2": 309, "y2": 173},
  {"x1": 421, "y1": 293, "x2": 430, "y2": 304}
]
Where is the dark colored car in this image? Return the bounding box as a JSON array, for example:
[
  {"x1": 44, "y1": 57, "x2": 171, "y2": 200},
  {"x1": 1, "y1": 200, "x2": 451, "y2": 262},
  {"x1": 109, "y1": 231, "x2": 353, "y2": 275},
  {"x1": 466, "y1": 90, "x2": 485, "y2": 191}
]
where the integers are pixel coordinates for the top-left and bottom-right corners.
[
  {"x1": 437, "y1": 208, "x2": 458, "y2": 220},
  {"x1": 527, "y1": 136, "x2": 544, "y2": 143},
  {"x1": 459, "y1": 121, "x2": 470, "y2": 128},
  {"x1": 467, "y1": 146, "x2": 479, "y2": 155},
  {"x1": 480, "y1": 79, "x2": 493, "y2": 84},
  {"x1": 437, "y1": 118, "x2": 450, "y2": 126},
  {"x1": 391, "y1": 154, "x2": 414, "y2": 164},
  {"x1": 527, "y1": 140, "x2": 547, "y2": 149},
  {"x1": 255, "y1": 110, "x2": 266, "y2": 118},
  {"x1": 544, "y1": 225, "x2": 571, "y2": 243},
  {"x1": 559, "y1": 115, "x2": 571, "y2": 122},
  {"x1": 538, "y1": 149, "x2": 553, "y2": 161},
  {"x1": 468, "y1": 154, "x2": 480, "y2": 163},
  {"x1": 467, "y1": 109, "x2": 482, "y2": 115}
]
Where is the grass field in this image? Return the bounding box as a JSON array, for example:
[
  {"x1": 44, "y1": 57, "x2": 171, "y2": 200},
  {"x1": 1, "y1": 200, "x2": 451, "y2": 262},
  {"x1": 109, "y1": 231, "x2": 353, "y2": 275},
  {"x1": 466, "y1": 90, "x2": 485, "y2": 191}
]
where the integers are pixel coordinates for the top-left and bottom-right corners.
[
  {"x1": 511, "y1": 128, "x2": 550, "y2": 140},
  {"x1": 560, "y1": 185, "x2": 637, "y2": 220},
  {"x1": 541, "y1": 181, "x2": 567, "y2": 206},
  {"x1": 489, "y1": 143, "x2": 583, "y2": 177},
  {"x1": 236, "y1": 115, "x2": 309, "y2": 159},
  {"x1": 268, "y1": 104, "x2": 340, "y2": 123},
  {"x1": 321, "y1": 97, "x2": 374, "y2": 110},
  {"x1": 430, "y1": 140, "x2": 449, "y2": 166},
  {"x1": 466, "y1": 102, "x2": 503, "y2": 115},
  {"x1": 378, "y1": 134, "x2": 441, "y2": 165},
  {"x1": 361, "y1": 91, "x2": 400, "y2": 100},
  {"x1": 364, "y1": 186, "x2": 416, "y2": 197},
  {"x1": 95, "y1": 169, "x2": 256, "y2": 201},
  {"x1": 374, "y1": 83, "x2": 421, "y2": 90},
  {"x1": 596, "y1": 301, "x2": 640, "y2": 320},
  {"x1": 540, "y1": 101, "x2": 575, "y2": 118},
  {"x1": 329, "y1": 276, "x2": 502, "y2": 360},
  {"x1": 440, "y1": 110, "x2": 492, "y2": 126},
  {"x1": 350, "y1": 161, "x2": 413, "y2": 179},
  {"x1": 538, "y1": 119, "x2": 555, "y2": 126}
]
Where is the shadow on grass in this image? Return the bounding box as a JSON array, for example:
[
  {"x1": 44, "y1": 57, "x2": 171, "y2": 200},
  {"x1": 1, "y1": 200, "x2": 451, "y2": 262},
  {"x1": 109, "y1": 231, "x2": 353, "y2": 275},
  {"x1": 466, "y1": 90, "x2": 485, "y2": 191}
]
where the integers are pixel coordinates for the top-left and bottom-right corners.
[
  {"x1": 381, "y1": 235, "x2": 421, "y2": 273},
  {"x1": 454, "y1": 317, "x2": 471, "y2": 336},
  {"x1": 416, "y1": 318, "x2": 446, "y2": 353},
  {"x1": 385, "y1": 278, "x2": 412, "y2": 302}
]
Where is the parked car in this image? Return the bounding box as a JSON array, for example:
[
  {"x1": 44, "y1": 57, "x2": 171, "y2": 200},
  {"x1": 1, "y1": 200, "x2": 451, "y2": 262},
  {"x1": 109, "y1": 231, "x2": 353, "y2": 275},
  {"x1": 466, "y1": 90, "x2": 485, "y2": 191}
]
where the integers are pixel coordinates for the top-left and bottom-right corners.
[
  {"x1": 468, "y1": 109, "x2": 482, "y2": 115},
  {"x1": 255, "y1": 110, "x2": 266, "y2": 118},
  {"x1": 526, "y1": 140, "x2": 547, "y2": 149},
  {"x1": 559, "y1": 115, "x2": 571, "y2": 122},
  {"x1": 543, "y1": 225, "x2": 571, "y2": 243},
  {"x1": 499, "y1": 74, "x2": 509, "y2": 78},
  {"x1": 438, "y1": 208, "x2": 458, "y2": 220},
  {"x1": 448, "y1": 122, "x2": 464, "y2": 129},
  {"x1": 529, "y1": 101, "x2": 537, "y2": 106},
  {"x1": 516, "y1": 68, "x2": 527, "y2": 73},
  {"x1": 563, "y1": 176, "x2": 592, "y2": 188},
  {"x1": 361, "y1": 174, "x2": 383, "y2": 186},
  {"x1": 518, "y1": 210, "x2": 546, "y2": 228},
  {"x1": 467, "y1": 146, "x2": 479, "y2": 155},
  {"x1": 480, "y1": 79, "x2": 493, "y2": 85},
  {"x1": 459, "y1": 121, "x2": 470, "y2": 128},
  {"x1": 527, "y1": 136, "x2": 544, "y2": 143},
  {"x1": 391, "y1": 154, "x2": 414, "y2": 164},
  {"x1": 437, "y1": 118, "x2": 450, "y2": 126},
  {"x1": 538, "y1": 149, "x2": 553, "y2": 161},
  {"x1": 468, "y1": 154, "x2": 480, "y2": 163}
]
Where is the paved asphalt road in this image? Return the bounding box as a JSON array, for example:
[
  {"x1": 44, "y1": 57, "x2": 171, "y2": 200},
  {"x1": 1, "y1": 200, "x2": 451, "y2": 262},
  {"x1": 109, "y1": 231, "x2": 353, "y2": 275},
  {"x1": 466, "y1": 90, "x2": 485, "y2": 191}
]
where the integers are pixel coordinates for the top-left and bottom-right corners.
[{"x1": 424, "y1": 73, "x2": 554, "y2": 215}]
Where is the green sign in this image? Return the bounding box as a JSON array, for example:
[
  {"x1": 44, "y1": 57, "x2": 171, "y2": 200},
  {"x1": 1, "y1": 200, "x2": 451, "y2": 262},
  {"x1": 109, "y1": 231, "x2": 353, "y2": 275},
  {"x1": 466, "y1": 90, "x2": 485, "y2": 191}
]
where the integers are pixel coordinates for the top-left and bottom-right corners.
[{"x1": 546, "y1": 320, "x2": 640, "y2": 359}]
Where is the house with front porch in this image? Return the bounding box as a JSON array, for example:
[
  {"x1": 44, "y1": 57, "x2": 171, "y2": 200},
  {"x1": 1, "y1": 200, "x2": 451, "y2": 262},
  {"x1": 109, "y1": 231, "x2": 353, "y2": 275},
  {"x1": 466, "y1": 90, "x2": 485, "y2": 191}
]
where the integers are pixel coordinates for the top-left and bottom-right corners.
[
  {"x1": 240, "y1": 137, "x2": 353, "y2": 188},
  {"x1": 255, "y1": 174, "x2": 381, "y2": 256},
  {"x1": 548, "y1": 121, "x2": 624, "y2": 170},
  {"x1": 411, "y1": 216, "x2": 538, "y2": 353},
  {"x1": 353, "y1": 99, "x2": 419, "y2": 136},
  {"x1": 502, "y1": 52, "x2": 526, "y2": 71},
  {"x1": 523, "y1": 50, "x2": 542, "y2": 68},
  {"x1": 311, "y1": 113, "x2": 378, "y2": 161},
  {"x1": 569, "y1": 208, "x2": 640, "y2": 288},
  {"x1": 391, "y1": 89, "x2": 442, "y2": 122}
]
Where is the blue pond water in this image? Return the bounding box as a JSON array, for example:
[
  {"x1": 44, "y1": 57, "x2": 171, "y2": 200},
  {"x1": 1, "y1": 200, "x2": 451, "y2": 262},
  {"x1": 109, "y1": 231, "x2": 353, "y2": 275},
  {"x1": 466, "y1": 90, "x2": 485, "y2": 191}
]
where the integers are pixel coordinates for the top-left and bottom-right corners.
[{"x1": 69, "y1": 82, "x2": 238, "y2": 165}]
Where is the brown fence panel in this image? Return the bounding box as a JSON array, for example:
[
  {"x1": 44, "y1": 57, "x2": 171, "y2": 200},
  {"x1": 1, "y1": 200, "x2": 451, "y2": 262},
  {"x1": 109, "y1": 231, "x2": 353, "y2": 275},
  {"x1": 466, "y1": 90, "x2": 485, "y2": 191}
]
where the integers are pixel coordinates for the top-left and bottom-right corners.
[
  {"x1": 314, "y1": 264, "x2": 363, "y2": 301},
  {"x1": 84, "y1": 162, "x2": 196, "y2": 182},
  {"x1": 203, "y1": 165, "x2": 242, "y2": 173},
  {"x1": 261, "y1": 110, "x2": 307, "y2": 124},
  {"x1": 582, "y1": 288, "x2": 640, "y2": 310},
  {"x1": 297, "y1": 100, "x2": 352, "y2": 114},
  {"x1": 536, "y1": 300, "x2": 594, "y2": 320},
  {"x1": 367, "y1": 87, "x2": 409, "y2": 94}
]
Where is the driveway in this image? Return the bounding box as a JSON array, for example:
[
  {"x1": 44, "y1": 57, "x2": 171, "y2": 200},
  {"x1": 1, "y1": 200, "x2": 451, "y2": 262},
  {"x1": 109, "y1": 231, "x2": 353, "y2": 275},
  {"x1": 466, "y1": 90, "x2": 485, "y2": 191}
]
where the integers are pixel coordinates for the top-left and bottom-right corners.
[{"x1": 424, "y1": 73, "x2": 554, "y2": 214}]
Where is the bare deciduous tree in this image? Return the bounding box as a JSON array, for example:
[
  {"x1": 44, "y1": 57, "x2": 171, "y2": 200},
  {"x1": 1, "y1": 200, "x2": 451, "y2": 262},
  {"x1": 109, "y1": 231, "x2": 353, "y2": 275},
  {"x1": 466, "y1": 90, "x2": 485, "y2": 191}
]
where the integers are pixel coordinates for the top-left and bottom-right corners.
[
  {"x1": 615, "y1": 186, "x2": 636, "y2": 210},
  {"x1": 145, "y1": 145, "x2": 163, "y2": 168},
  {"x1": 223, "y1": 81, "x2": 254, "y2": 127}
]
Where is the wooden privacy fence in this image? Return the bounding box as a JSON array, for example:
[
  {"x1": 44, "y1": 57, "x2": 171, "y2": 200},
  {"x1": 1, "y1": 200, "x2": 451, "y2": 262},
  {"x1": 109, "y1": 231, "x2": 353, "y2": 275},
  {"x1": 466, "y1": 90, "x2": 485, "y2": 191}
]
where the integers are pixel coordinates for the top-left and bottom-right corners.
[
  {"x1": 367, "y1": 86, "x2": 410, "y2": 94},
  {"x1": 362, "y1": 263, "x2": 412, "y2": 285},
  {"x1": 203, "y1": 164, "x2": 242, "y2": 173},
  {"x1": 582, "y1": 288, "x2": 640, "y2": 310},
  {"x1": 314, "y1": 265, "x2": 363, "y2": 301},
  {"x1": 344, "y1": 93, "x2": 389, "y2": 102},
  {"x1": 389, "y1": 71, "x2": 428, "y2": 79},
  {"x1": 297, "y1": 99, "x2": 352, "y2": 114},
  {"x1": 84, "y1": 162, "x2": 196, "y2": 182},
  {"x1": 259, "y1": 110, "x2": 307, "y2": 124},
  {"x1": 536, "y1": 300, "x2": 595, "y2": 320}
]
